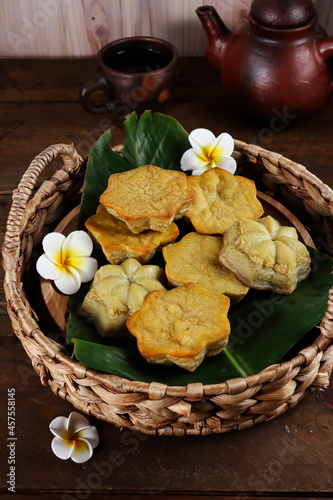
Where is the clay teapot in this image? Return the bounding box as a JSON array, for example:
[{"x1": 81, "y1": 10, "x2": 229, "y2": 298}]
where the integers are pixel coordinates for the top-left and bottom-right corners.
[{"x1": 197, "y1": 0, "x2": 333, "y2": 124}]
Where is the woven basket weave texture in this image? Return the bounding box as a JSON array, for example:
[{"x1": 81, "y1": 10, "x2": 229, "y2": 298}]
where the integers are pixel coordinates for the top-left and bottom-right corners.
[{"x1": 3, "y1": 140, "x2": 333, "y2": 436}]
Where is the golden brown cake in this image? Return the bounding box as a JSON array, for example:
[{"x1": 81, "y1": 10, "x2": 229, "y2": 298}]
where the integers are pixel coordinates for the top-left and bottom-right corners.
[
  {"x1": 218, "y1": 215, "x2": 311, "y2": 294},
  {"x1": 80, "y1": 258, "x2": 166, "y2": 338},
  {"x1": 85, "y1": 204, "x2": 179, "y2": 264},
  {"x1": 99, "y1": 164, "x2": 195, "y2": 233},
  {"x1": 126, "y1": 282, "x2": 230, "y2": 371},
  {"x1": 162, "y1": 232, "x2": 248, "y2": 303},
  {"x1": 186, "y1": 168, "x2": 264, "y2": 234}
]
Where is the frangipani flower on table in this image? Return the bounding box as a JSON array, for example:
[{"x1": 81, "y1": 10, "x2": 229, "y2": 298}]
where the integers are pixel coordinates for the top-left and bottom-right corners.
[
  {"x1": 180, "y1": 128, "x2": 237, "y2": 176},
  {"x1": 50, "y1": 412, "x2": 99, "y2": 463},
  {"x1": 36, "y1": 230, "x2": 98, "y2": 295}
]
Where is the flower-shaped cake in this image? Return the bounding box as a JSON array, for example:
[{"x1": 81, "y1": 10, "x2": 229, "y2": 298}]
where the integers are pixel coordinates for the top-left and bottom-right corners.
[
  {"x1": 126, "y1": 282, "x2": 230, "y2": 372},
  {"x1": 218, "y1": 215, "x2": 311, "y2": 294},
  {"x1": 80, "y1": 258, "x2": 166, "y2": 338},
  {"x1": 186, "y1": 168, "x2": 264, "y2": 235},
  {"x1": 99, "y1": 164, "x2": 195, "y2": 233},
  {"x1": 162, "y1": 232, "x2": 248, "y2": 303},
  {"x1": 85, "y1": 204, "x2": 179, "y2": 264}
]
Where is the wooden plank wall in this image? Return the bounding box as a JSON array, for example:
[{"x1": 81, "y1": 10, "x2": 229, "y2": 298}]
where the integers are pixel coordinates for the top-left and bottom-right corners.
[{"x1": 1, "y1": 0, "x2": 333, "y2": 58}]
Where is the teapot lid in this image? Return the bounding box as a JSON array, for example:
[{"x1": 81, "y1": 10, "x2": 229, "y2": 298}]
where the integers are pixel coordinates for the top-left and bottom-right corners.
[{"x1": 250, "y1": 0, "x2": 316, "y2": 28}]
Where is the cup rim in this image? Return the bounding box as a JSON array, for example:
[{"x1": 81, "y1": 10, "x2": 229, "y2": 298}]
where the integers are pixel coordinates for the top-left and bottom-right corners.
[{"x1": 97, "y1": 36, "x2": 178, "y2": 75}]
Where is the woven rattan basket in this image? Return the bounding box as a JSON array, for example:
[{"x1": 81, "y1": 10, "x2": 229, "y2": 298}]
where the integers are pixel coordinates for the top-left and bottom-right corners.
[{"x1": 3, "y1": 140, "x2": 333, "y2": 436}]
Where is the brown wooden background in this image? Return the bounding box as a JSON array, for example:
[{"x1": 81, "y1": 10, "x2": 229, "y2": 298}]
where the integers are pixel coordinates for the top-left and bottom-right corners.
[{"x1": 1, "y1": 0, "x2": 333, "y2": 58}]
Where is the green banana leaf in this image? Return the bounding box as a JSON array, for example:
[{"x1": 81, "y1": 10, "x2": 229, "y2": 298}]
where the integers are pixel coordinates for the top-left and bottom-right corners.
[
  {"x1": 122, "y1": 109, "x2": 190, "y2": 170},
  {"x1": 78, "y1": 128, "x2": 132, "y2": 228},
  {"x1": 67, "y1": 111, "x2": 333, "y2": 385}
]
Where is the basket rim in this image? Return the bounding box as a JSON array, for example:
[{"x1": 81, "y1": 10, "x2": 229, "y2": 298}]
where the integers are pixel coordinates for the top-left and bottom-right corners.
[{"x1": 3, "y1": 139, "x2": 333, "y2": 401}]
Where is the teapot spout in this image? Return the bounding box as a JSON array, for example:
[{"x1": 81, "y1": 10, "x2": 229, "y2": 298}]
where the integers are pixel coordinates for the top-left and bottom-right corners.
[
  {"x1": 316, "y1": 37, "x2": 333, "y2": 92},
  {"x1": 196, "y1": 5, "x2": 232, "y2": 72}
]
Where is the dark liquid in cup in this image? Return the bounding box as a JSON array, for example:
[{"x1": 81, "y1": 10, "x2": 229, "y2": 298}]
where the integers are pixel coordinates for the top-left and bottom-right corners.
[{"x1": 103, "y1": 47, "x2": 172, "y2": 73}]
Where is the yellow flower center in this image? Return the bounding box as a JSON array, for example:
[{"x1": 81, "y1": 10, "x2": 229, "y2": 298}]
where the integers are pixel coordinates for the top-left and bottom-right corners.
[
  {"x1": 198, "y1": 144, "x2": 218, "y2": 169},
  {"x1": 53, "y1": 249, "x2": 66, "y2": 268},
  {"x1": 54, "y1": 247, "x2": 78, "y2": 272}
]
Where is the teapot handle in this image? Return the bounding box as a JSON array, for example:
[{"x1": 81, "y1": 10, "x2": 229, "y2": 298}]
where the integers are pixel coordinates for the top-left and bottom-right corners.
[{"x1": 316, "y1": 37, "x2": 333, "y2": 91}]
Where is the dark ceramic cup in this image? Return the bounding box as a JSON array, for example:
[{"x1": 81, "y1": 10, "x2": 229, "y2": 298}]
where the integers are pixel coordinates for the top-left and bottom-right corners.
[{"x1": 79, "y1": 36, "x2": 178, "y2": 115}]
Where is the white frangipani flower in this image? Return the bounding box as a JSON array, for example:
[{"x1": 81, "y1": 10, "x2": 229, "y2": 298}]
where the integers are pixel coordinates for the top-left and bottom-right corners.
[
  {"x1": 36, "y1": 230, "x2": 98, "y2": 295},
  {"x1": 180, "y1": 128, "x2": 237, "y2": 176},
  {"x1": 50, "y1": 412, "x2": 99, "y2": 463}
]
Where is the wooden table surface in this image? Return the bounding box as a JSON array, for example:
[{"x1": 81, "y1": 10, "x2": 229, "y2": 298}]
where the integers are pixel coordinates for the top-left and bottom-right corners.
[{"x1": 1, "y1": 57, "x2": 333, "y2": 500}]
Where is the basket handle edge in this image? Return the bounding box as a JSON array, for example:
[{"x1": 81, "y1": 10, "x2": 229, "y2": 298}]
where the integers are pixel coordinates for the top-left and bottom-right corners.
[{"x1": 2, "y1": 143, "x2": 83, "y2": 262}]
